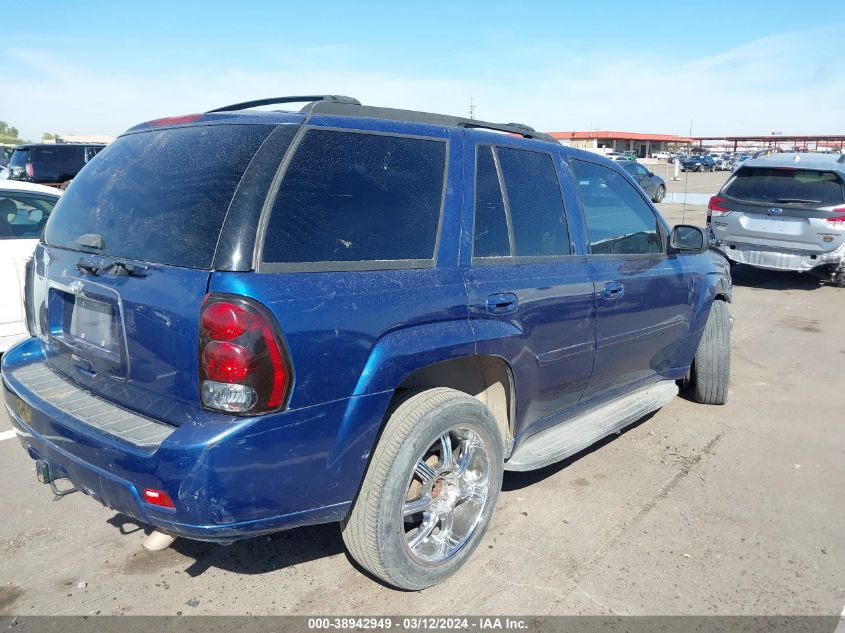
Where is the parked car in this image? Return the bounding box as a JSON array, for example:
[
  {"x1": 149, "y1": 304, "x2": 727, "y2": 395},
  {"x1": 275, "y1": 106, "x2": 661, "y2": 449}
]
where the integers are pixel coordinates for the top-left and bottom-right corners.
[
  {"x1": 1, "y1": 96, "x2": 732, "y2": 590},
  {"x1": 7, "y1": 143, "x2": 106, "y2": 185},
  {"x1": 651, "y1": 151, "x2": 671, "y2": 160},
  {"x1": 0, "y1": 181, "x2": 62, "y2": 353},
  {"x1": 682, "y1": 155, "x2": 717, "y2": 172},
  {"x1": 708, "y1": 153, "x2": 845, "y2": 286},
  {"x1": 620, "y1": 160, "x2": 667, "y2": 202}
]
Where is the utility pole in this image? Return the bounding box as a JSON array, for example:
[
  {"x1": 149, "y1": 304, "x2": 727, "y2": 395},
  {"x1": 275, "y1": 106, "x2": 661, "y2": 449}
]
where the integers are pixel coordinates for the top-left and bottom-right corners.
[{"x1": 468, "y1": 97, "x2": 476, "y2": 120}]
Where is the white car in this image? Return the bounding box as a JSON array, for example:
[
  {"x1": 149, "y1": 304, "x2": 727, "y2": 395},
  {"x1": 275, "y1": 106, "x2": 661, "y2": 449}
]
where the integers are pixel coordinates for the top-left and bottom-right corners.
[
  {"x1": 652, "y1": 151, "x2": 671, "y2": 160},
  {"x1": 0, "y1": 180, "x2": 62, "y2": 353}
]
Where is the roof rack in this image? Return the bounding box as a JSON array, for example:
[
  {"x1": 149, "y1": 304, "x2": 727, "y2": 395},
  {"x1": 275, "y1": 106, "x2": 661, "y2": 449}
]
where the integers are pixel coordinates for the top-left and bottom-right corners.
[
  {"x1": 750, "y1": 148, "x2": 781, "y2": 159},
  {"x1": 206, "y1": 95, "x2": 361, "y2": 113},
  {"x1": 306, "y1": 101, "x2": 558, "y2": 143}
]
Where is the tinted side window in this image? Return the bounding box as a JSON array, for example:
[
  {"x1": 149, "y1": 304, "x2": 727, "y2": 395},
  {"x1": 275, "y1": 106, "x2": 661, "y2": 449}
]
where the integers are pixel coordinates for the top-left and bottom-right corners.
[
  {"x1": 497, "y1": 147, "x2": 570, "y2": 257},
  {"x1": 571, "y1": 160, "x2": 662, "y2": 255},
  {"x1": 0, "y1": 193, "x2": 59, "y2": 239},
  {"x1": 263, "y1": 129, "x2": 446, "y2": 265},
  {"x1": 473, "y1": 146, "x2": 510, "y2": 258},
  {"x1": 34, "y1": 146, "x2": 79, "y2": 163}
]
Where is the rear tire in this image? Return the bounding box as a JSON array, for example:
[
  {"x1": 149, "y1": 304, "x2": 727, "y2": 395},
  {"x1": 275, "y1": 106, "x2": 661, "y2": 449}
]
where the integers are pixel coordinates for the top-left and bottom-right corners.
[
  {"x1": 689, "y1": 300, "x2": 730, "y2": 405},
  {"x1": 652, "y1": 184, "x2": 666, "y2": 203},
  {"x1": 342, "y1": 388, "x2": 503, "y2": 590}
]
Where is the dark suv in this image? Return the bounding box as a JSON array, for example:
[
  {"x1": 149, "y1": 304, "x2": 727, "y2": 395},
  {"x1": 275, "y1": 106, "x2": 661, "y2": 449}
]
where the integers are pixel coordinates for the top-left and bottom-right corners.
[
  {"x1": 1, "y1": 96, "x2": 732, "y2": 590},
  {"x1": 7, "y1": 143, "x2": 106, "y2": 185},
  {"x1": 681, "y1": 155, "x2": 717, "y2": 172}
]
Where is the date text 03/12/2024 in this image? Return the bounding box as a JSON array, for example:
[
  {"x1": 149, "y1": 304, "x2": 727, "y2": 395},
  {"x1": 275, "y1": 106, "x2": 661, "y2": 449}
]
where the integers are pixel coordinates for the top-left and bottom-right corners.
[{"x1": 306, "y1": 618, "x2": 529, "y2": 630}]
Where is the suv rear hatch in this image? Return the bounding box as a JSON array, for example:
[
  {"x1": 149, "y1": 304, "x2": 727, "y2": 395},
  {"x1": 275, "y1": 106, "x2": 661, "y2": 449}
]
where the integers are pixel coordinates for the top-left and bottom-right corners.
[
  {"x1": 28, "y1": 121, "x2": 280, "y2": 426},
  {"x1": 713, "y1": 165, "x2": 845, "y2": 254}
]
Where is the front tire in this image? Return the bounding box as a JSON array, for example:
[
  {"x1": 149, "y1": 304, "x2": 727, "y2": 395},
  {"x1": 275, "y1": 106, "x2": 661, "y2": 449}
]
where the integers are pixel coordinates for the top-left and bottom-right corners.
[
  {"x1": 342, "y1": 388, "x2": 503, "y2": 590},
  {"x1": 689, "y1": 300, "x2": 731, "y2": 404}
]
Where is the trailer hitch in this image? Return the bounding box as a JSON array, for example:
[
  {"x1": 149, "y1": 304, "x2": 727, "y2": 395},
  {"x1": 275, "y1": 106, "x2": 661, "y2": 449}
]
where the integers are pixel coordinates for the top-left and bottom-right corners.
[{"x1": 36, "y1": 459, "x2": 78, "y2": 501}]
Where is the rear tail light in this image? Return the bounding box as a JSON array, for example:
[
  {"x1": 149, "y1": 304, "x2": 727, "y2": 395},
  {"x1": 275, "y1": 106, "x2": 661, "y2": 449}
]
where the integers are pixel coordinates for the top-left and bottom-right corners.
[
  {"x1": 708, "y1": 195, "x2": 731, "y2": 218},
  {"x1": 143, "y1": 488, "x2": 176, "y2": 509},
  {"x1": 824, "y1": 206, "x2": 845, "y2": 228},
  {"x1": 146, "y1": 113, "x2": 204, "y2": 127},
  {"x1": 199, "y1": 295, "x2": 290, "y2": 414},
  {"x1": 25, "y1": 162, "x2": 34, "y2": 178}
]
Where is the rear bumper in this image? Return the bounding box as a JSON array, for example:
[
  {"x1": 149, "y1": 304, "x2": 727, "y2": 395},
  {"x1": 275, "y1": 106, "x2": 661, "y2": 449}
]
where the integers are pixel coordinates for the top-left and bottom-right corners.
[
  {"x1": 720, "y1": 241, "x2": 845, "y2": 272},
  {"x1": 2, "y1": 338, "x2": 392, "y2": 542}
]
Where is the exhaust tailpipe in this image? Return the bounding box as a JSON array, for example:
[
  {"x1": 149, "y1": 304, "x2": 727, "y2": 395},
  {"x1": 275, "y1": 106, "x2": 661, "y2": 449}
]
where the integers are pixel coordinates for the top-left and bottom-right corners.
[{"x1": 142, "y1": 530, "x2": 176, "y2": 551}]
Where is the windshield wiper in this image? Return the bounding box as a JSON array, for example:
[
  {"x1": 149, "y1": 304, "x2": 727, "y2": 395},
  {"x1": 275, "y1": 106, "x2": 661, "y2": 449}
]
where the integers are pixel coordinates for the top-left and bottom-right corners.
[
  {"x1": 775, "y1": 198, "x2": 821, "y2": 204},
  {"x1": 74, "y1": 233, "x2": 105, "y2": 250},
  {"x1": 105, "y1": 261, "x2": 148, "y2": 277}
]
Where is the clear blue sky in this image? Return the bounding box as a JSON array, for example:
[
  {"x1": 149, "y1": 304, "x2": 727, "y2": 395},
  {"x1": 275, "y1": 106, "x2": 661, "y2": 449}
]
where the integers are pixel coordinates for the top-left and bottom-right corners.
[{"x1": 2, "y1": 1, "x2": 844, "y2": 140}]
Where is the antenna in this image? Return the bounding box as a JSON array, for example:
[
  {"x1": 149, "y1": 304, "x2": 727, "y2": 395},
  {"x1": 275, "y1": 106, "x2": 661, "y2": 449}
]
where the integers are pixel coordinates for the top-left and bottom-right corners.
[{"x1": 468, "y1": 97, "x2": 476, "y2": 120}]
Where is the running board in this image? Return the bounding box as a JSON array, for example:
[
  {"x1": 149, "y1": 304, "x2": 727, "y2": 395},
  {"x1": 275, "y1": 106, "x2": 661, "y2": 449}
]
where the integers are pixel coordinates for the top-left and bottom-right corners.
[{"x1": 505, "y1": 381, "x2": 678, "y2": 471}]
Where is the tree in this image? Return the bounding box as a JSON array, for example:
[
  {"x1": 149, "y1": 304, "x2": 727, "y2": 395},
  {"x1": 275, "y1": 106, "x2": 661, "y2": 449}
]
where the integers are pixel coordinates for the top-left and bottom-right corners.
[
  {"x1": 0, "y1": 120, "x2": 26, "y2": 144},
  {"x1": 42, "y1": 132, "x2": 59, "y2": 141}
]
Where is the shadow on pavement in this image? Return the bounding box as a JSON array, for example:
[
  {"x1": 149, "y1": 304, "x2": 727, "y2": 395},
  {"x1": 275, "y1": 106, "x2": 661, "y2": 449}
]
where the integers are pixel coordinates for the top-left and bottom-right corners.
[
  {"x1": 730, "y1": 265, "x2": 823, "y2": 291},
  {"x1": 107, "y1": 513, "x2": 345, "y2": 578},
  {"x1": 501, "y1": 412, "x2": 657, "y2": 491}
]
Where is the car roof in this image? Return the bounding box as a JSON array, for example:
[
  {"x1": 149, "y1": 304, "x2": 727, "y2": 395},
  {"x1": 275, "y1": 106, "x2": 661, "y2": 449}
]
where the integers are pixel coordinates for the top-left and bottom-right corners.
[
  {"x1": 741, "y1": 152, "x2": 845, "y2": 172},
  {"x1": 0, "y1": 180, "x2": 63, "y2": 196},
  {"x1": 13, "y1": 143, "x2": 105, "y2": 149}
]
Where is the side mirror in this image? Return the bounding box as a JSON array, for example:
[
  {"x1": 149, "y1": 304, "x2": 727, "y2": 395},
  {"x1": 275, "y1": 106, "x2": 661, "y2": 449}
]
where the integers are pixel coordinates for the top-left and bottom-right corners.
[
  {"x1": 647, "y1": 171, "x2": 654, "y2": 177},
  {"x1": 670, "y1": 224, "x2": 708, "y2": 253}
]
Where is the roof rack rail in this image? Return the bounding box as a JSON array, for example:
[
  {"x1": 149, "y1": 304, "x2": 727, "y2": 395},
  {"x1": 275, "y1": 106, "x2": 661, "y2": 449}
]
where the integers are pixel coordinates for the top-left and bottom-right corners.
[
  {"x1": 750, "y1": 148, "x2": 781, "y2": 159},
  {"x1": 306, "y1": 101, "x2": 557, "y2": 143},
  {"x1": 206, "y1": 95, "x2": 360, "y2": 113},
  {"x1": 458, "y1": 120, "x2": 545, "y2": 139}
]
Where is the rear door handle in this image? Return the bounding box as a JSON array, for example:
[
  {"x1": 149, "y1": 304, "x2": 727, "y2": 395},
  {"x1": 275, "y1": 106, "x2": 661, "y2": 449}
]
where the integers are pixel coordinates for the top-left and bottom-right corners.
[
  {"x1": 602, "y1": 282, "x2": 625, "y2": 299},
  {"x1": 485, "y1": 292, "x2": 518, "y2": 314}
]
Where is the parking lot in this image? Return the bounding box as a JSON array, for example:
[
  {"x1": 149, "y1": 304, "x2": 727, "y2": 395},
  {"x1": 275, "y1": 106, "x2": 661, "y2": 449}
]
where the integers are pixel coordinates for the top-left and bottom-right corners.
[{"x1": 1, "y1": 169, "x2": 843, "y2": 616}]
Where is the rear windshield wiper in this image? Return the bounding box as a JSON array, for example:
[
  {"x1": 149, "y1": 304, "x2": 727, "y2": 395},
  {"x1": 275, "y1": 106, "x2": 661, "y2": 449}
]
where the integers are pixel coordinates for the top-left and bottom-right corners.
[
  {"x1": 775, "y1": 198, "x2": 822, "y2": 204},
  {"x1": 75, "y1": 258, "x2": 148, "y2": 277},
  {"x1": 74, "y1": 233, "x2": 105, "y2": 250}
]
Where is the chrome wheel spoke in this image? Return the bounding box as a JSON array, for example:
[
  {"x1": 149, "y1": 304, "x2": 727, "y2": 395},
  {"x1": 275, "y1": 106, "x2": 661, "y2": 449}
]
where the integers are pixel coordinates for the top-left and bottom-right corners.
[
  {"x1": 438, "y1": 433, "x2": 454, "y2": 470},
  {"x1": 458, "y1": 481, "x2": 487, "y2": 506},
  {"x1": 408, "y1": 511, "x2": 438, "y2": 549},
  {"x1": 414, "y1": 460, "x2": 436, "y2": 484},
  {"x1": 403, "y1": 494, "x2": 432, "y2": 517}
]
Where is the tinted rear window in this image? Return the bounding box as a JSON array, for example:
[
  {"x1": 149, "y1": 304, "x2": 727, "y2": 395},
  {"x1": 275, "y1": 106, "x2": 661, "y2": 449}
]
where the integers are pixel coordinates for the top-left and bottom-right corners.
[
  {"x1": 9, "y1": 148, "x2": 29, "y2": 166},
  {"x1": 725, "y1": 167, "x2": 845, "y2": 206},
  {"x1": 262, "y1": 129, "x2": 446, "y2": 267},
  {"x1": 44, "y1": 124, "x2": 274, "y2": 268}
]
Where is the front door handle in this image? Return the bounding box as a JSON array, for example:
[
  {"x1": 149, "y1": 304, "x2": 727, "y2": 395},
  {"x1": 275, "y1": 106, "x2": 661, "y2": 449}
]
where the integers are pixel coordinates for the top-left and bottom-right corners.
[
  {"x1": 485, "y1": 292, "x2": 518, "y2": 314},
  {"x1": 602, "y1": 282, "x2": 625, "y2": 299}
]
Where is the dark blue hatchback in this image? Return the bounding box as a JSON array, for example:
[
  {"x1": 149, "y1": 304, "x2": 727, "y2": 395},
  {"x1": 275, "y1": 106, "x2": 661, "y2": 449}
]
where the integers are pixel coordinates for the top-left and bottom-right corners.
[{"x1": 1, "y1": 96, "x2": 732, "y2": 589}]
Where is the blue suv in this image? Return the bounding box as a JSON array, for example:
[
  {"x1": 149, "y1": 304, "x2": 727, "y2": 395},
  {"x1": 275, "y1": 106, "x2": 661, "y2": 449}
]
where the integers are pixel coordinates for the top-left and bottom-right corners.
[{"x1": 1, "y1": 96, "x2": 732, "y2": 590}]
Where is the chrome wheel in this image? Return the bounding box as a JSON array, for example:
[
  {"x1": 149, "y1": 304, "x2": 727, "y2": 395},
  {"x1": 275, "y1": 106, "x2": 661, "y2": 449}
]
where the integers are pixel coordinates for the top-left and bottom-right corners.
[{"x1": 402, "y1": 426, "x2": 490, "y2": 565}]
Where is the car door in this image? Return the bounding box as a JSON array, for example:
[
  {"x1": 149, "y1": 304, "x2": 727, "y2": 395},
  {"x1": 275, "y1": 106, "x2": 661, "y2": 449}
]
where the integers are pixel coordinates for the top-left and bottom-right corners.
[
  {"x1": 626, "y1": 162, "x2": 655, "y2": 198},
  {"x1": 569, "y1": 158, "x2": 692, "y2": 400},
  {"x1": 0, "y1": 191, "x2": 56, "y2": 342},
  {"x1": 461, "y1": 135, "x2": 595, "y2": 439}
]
